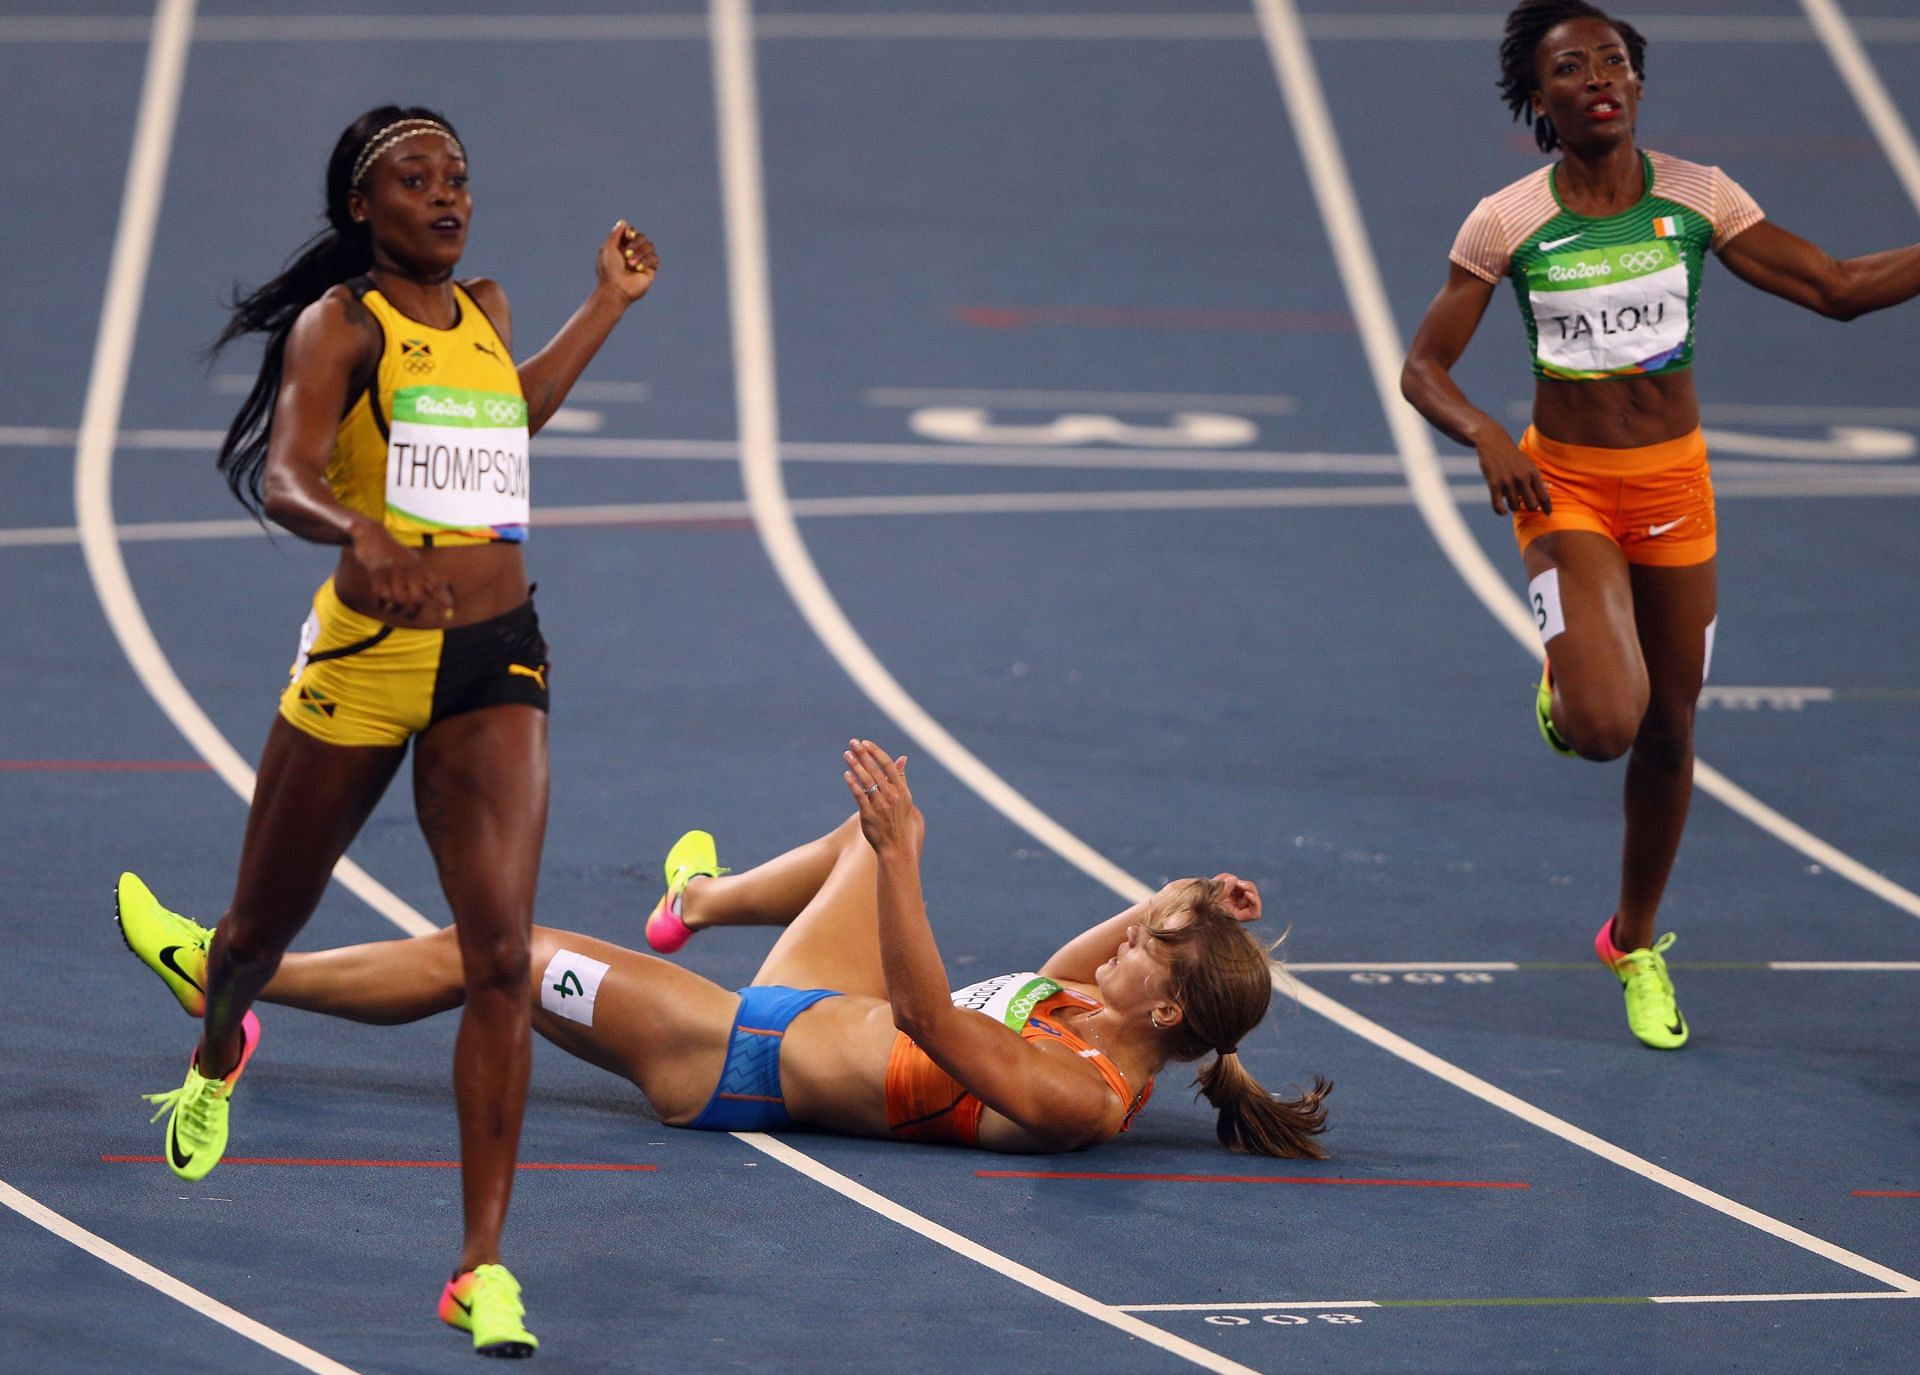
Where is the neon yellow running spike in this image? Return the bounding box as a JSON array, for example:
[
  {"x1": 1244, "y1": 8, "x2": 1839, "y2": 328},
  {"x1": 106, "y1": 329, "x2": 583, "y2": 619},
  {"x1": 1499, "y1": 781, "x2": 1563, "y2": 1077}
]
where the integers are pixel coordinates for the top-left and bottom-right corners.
[
  {"x1": 1536, "y1": 661, "x2": 1576, "y2": 758},
  {"x1": 1609, "y1": 932, "x2": 1690, "y2": 1050},
  {"x1": 142, "y1": 1010, "x2": 261, "y2": 1181},
  {"x1": 644, "y1": 829, "x2": 728, "y2": 955},
  {"x1": 115, "y1": 872, "x2": 213, "y2": 1017},
  {"x1": 439, "y1": 1263, "x2": 539, "y2": 1359}
]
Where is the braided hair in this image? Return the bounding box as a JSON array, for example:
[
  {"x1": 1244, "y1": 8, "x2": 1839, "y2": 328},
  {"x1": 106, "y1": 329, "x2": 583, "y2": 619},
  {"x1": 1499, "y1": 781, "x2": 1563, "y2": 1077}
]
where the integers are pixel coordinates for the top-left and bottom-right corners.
[
  {"x1": 1498, "y1": 2, "x2": 1646, "y2": 153},
  {"x1": 209, "y1": 106, "x2": 461, "y2": 516}
]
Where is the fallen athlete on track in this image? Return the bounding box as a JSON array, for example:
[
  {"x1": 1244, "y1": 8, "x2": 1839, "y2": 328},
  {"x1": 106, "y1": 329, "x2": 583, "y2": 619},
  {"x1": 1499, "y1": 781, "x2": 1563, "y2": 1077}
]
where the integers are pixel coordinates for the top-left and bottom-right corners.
[{"x1": 119, "y1": 740, "x2": 1329, "y2": 1171}]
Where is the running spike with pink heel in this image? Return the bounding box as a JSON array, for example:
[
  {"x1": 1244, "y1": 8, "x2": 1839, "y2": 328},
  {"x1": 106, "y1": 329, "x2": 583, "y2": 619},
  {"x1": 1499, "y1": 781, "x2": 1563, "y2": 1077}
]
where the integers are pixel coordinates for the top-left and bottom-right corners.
[{"x1": 644, "y1": 829, "x2": 727, "y2": 954}]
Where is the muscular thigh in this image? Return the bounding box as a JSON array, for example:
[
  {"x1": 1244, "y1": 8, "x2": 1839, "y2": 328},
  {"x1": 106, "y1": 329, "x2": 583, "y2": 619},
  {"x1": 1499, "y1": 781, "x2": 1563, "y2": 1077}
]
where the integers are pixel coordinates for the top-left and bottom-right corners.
[
  {"x1": 1629, "y1": 559, "x2": 1717, "y2": 719},
  {"x1": 526, "y1": 927, "x2": 739, "y2": 1124},
  {"x1": 1524, "y1": 529, "x2": 1646, "y2": 713}
]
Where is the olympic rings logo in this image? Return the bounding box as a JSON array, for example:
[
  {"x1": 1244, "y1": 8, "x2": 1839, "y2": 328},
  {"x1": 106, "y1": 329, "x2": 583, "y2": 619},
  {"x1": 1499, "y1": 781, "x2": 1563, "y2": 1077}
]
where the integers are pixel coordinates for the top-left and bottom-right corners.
[
  {"x1": 1618, "y1": 249, "x2": 1669, "y2": 273},
  {"x1": 482, "y1": 399, "x2": 526, "y2": 425}
]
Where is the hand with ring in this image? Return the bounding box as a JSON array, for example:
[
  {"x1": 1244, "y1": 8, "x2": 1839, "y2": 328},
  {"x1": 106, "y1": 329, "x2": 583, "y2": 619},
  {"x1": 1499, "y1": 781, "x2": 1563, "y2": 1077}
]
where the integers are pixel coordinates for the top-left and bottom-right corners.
[{"x1": 844, "y1": 738, "x2": 923, "y2": 859}]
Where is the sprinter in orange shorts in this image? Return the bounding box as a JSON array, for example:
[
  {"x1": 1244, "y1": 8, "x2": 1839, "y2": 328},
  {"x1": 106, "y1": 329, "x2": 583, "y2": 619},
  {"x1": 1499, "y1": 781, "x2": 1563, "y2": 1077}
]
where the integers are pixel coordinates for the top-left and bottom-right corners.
[{"x1": 1401, "y1": 2, "x2": 1920, "y2": 1049}]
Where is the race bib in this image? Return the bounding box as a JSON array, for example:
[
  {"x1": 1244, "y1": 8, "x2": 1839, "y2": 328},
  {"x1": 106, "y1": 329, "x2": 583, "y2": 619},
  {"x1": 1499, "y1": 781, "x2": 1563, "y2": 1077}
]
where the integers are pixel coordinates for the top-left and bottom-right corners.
[
  {"x1": 540, "y1": 948, "x2": 611, "y2": 1027},
  {"x1": 385, "y1": 385, "x2": 531, "y2": 539},
  {"x1": 950, "y1": 972, "x2": 1062, "y2": 1029},
  {"x1": 1527, "y1": 241, "x2": 1689, "y2": 378}
]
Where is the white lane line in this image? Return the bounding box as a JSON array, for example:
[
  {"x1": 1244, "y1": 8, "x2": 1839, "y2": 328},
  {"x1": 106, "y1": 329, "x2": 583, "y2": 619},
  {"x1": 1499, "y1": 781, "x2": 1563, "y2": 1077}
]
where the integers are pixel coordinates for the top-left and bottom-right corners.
[
  {"x1": 0, "y1": 1181, "x2": 366, "y2": 1374},
  {"x1": 17, "y1": 472, "x2": 1920, "y2": 551},
  {"x1": 708, "y1": 4, "x2": 1261, "y2": 1370},
  {"x1": 67, "y1": 9, "x2": 436, "y2": 949},
  {"x1": 1119, "y1": 1290, "x2": 1919, "y2": 1312},
  {"x1": 49, "y1": 2, "x2": 372, "y2": 1367},
  {"x1": 1124, "y1": 1300, "x2": 1380, "y2": 1312},
  {"x1": 739, "y1": 1136, "x2": 1264, "y2": 1374},
  {"x1": 1251, "y1": 0, "x2": 1920, "y2": 1296},
  {"x1": 1803, "y1": 0, "x2": 1920, "y2": 213},
  {"x1": 712, "y1": 0, "x2": 1920, "y2": 1322},
  {"x1": 1287, "y1": 963, "x2": 1519, "y2": 973},
  {"x1": 18, "y1": 423, "x2": 1920, "y2": 486},
  {"x1": 1650, "y1": 1290, "x2": 1920, "y2": 1304},
  {"x1": 1771, "y1": 961, "x2": 1920, "y2": 971},
  {"x1": 1284, "y1": 976, "x2": 1920, "y2": 1292},
  {"x1": 1250, "y1": 0, "x2": 1920, "y2": 929}
]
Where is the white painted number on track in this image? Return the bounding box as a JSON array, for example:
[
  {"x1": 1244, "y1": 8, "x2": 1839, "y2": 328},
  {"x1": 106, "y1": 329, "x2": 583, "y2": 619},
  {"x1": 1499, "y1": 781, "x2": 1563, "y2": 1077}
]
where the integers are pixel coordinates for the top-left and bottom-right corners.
[
  {"x1": 1204, "y1": 1313, "x2": 1366, "y2": 1326},
  {"x1": 1350, "y1": 971, "x2": 1496, "y2": 985},
  {"x1": 908, "y1": 406, "x2": 1258, "y2": 448}
]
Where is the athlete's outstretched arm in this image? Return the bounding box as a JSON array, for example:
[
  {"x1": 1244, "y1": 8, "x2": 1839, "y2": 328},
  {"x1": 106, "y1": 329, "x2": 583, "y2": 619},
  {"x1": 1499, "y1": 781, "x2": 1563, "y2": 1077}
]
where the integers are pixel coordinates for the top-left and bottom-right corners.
[
  {"x1": 260, "y1": 289, "x2": 452, "y2": 622},
  {"x1": 497, "y1": 223, "x2": 659, "y2": 434},
  {"x1": 1401, "y1": 264, "x2": 1551, "y2": 516},
  {"x1": 1040, "y1": 875, "x2": 1261, "y2": 984},
  {"x1": 1717, "y1": 220, "x2": 1920, "y2": 321},
  {"x1": 845, "y1": 741, "x2": 1112, "y2": 1148}
]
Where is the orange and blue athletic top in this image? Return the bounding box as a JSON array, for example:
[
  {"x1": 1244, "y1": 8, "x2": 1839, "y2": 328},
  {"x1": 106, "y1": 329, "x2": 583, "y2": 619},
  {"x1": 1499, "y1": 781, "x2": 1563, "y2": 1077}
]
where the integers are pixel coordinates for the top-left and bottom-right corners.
[
  {"x1": 885, "y1": 972, "x2": 1154, "y2": 1147},
  {"x1": 329, "y1": 277, "x2": 530, "y2": 546},
  {"x1": 1450, "y1": 150, "x2": 1764, "y2": 381}
]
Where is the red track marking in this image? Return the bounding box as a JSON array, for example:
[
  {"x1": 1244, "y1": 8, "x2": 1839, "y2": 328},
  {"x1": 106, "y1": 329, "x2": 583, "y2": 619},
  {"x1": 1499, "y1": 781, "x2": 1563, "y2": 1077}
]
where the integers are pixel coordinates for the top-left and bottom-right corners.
[
  {"x1": 1, "y1": 760, "x2": 211, "y2": 772},
  {"x1": 102, "y1": 1155, "x2": 655, "y2": 1172},
  {"x1": 1853, "y1": 1190, "x2": 1920, "y2": 1198},
  {"x1": 976, "y1": 1169, "x2": 1528, "y2": 1189},
  {"x1": 953, "y1": 305, "x2": 1355, "y2": 332}
]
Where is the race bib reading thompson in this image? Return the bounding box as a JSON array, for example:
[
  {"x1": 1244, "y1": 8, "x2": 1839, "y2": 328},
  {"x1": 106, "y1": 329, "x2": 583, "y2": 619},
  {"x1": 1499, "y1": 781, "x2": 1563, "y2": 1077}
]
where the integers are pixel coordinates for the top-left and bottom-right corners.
[
  {"x1": 386, "y1": 386, "x2": 531, "y2": 539},
  {"x1": 1527, "y1": 241, "x2": 1689, "y2": 378},
  {"x1": 950, "y1": 972, "x2": 1062, "y2": 1029}
]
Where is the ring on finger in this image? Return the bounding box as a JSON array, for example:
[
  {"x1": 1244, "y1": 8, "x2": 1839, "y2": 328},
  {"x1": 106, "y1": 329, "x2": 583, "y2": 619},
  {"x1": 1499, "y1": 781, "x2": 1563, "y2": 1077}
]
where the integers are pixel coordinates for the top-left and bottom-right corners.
[{"x1": 863, "y1": 784, "x2": 879, "y2": 795}]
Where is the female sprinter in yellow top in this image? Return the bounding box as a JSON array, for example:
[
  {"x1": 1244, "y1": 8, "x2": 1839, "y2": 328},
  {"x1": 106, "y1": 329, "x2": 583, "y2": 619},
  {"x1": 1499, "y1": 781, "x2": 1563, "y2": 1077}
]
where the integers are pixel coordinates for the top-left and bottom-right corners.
[
  {"x1": 133, "y1": 105, "x2": 658, "y2": 1356},
  {"x1": 119, "y1": 740, "x2": 1331, "y2": 1170},
  {"x1": 1401, "y1": 3, "x2": 1920, "y2": 1049}
]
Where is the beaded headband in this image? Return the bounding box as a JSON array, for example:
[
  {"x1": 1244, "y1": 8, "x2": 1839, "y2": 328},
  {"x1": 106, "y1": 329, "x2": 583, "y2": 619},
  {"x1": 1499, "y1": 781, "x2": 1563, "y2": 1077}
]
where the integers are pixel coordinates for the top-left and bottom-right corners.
[{"x1": 350, "y1": 118, "x2": 465, "y2": 188}]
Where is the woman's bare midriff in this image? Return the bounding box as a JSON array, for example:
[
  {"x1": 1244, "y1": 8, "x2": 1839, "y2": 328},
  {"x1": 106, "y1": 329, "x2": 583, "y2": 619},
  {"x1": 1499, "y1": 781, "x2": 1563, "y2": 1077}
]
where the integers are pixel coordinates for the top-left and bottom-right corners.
[
  {"x1": 334, "y1": 540, "x2": 531, "y2": 628},
  {"x1": 776, "y1": 995, "x2": 912, "y2": 1137},
  {"x1": 1531, "y1": 369, "x2": 1700, "y2": 448}
]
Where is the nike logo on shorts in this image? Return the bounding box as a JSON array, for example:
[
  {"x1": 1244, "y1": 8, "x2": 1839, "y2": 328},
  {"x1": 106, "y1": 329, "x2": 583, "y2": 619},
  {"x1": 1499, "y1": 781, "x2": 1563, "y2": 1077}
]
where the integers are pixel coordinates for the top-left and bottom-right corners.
[
  {"x1": 1647, "y1": 518, "x2": 1687, "y2": 537},
  {"x1": 1540, "y1": 233, "x2": 1582, "y2": 251}
]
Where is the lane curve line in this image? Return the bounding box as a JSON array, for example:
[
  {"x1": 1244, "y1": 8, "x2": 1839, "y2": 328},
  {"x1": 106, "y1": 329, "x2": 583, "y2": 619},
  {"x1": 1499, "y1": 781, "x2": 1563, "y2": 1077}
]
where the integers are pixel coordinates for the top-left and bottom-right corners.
[{"x1": 717, "y1": 0, "x2": 1920, "y2": 1307}]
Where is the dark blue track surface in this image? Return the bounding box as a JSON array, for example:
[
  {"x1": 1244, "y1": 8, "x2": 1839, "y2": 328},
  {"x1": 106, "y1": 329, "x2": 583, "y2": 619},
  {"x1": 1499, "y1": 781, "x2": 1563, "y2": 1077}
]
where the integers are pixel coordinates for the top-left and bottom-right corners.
[{"x1": 4, "y1": 4, "x2": 1918, "y2": 1372}]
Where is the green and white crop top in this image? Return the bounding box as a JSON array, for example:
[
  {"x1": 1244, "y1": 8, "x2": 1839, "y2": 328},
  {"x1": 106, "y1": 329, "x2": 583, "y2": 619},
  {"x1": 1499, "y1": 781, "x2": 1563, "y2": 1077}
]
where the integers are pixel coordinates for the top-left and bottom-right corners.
[{"x1": 1450, "y1": 150, "x2": 1764, "y2": 380}]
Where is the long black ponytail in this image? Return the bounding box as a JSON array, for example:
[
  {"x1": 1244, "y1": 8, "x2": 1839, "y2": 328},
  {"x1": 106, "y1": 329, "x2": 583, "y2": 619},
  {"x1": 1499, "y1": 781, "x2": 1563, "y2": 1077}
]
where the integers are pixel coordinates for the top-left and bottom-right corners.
[{"x1": 209, "y1": 105, "x2": 460, "y2": 515}]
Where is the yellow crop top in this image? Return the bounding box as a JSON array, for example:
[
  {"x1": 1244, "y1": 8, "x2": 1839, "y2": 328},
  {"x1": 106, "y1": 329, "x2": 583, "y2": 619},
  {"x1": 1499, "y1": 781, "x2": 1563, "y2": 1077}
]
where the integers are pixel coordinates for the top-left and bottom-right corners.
[{"x1": 328, "y1": 277, "x2": 530, "y2": 546}]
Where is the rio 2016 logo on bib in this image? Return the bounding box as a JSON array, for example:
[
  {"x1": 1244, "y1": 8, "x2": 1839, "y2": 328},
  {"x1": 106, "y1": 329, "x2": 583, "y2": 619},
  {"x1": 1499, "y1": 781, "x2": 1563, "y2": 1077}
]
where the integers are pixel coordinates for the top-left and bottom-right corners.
[
  {"x1": 950, "y1": 973, "x2": 1062, "y2": 1029},
  {"x1": 386, "y1": 385, "x2": 531, "y2": 538},
  {"x1": 1527, "y1": 240, "x2": 1689, "y2": 378}
]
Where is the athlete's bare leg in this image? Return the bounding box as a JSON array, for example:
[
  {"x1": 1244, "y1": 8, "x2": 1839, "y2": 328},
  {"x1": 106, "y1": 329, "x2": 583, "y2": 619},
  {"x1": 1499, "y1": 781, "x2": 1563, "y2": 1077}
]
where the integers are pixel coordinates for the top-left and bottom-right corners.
[
  {"x1": 1615, "y1": 559, "x2": 1716, "y2": 950},
  {"x1": 677, "y1": 814, "x2": 862, "y2": 931},
  {"x1": 198, "y1": 717, "x2": 406, "y2": 1078},
  {"x1": 413, "y1": 704, "x2": 545, "y2": 1275},
  {"x1": 260, "y1": 925, "x2": 739, "y2": 1125},
  {"x1": 748, "y1": 818, "x2": 887, "y2": 997},
  {"x1": 1525, "y1": 531, "x2": 1649, "y2": 761}
]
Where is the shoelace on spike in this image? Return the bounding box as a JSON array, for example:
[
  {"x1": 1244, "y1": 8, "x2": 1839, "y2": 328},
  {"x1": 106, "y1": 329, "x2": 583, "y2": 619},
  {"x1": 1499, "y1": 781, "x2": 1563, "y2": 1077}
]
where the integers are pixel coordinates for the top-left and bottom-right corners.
[
  {"x1": 1621, "y1": 934, "x2": 1679, "y2": 1010},
  {"x1": 143, "y1": 1071, "x2": 219, "y2": 1126},
  {"x1": 472, "y1": 1269, "x2": 526, "y2": 1322}
]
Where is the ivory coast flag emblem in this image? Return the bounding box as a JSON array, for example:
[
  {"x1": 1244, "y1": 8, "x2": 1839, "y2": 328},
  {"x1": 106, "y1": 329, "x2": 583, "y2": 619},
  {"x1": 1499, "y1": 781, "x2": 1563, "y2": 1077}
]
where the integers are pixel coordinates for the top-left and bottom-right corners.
[{"x1": 1653, "y1": 216, "x2": 1679, "y2": 238}]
